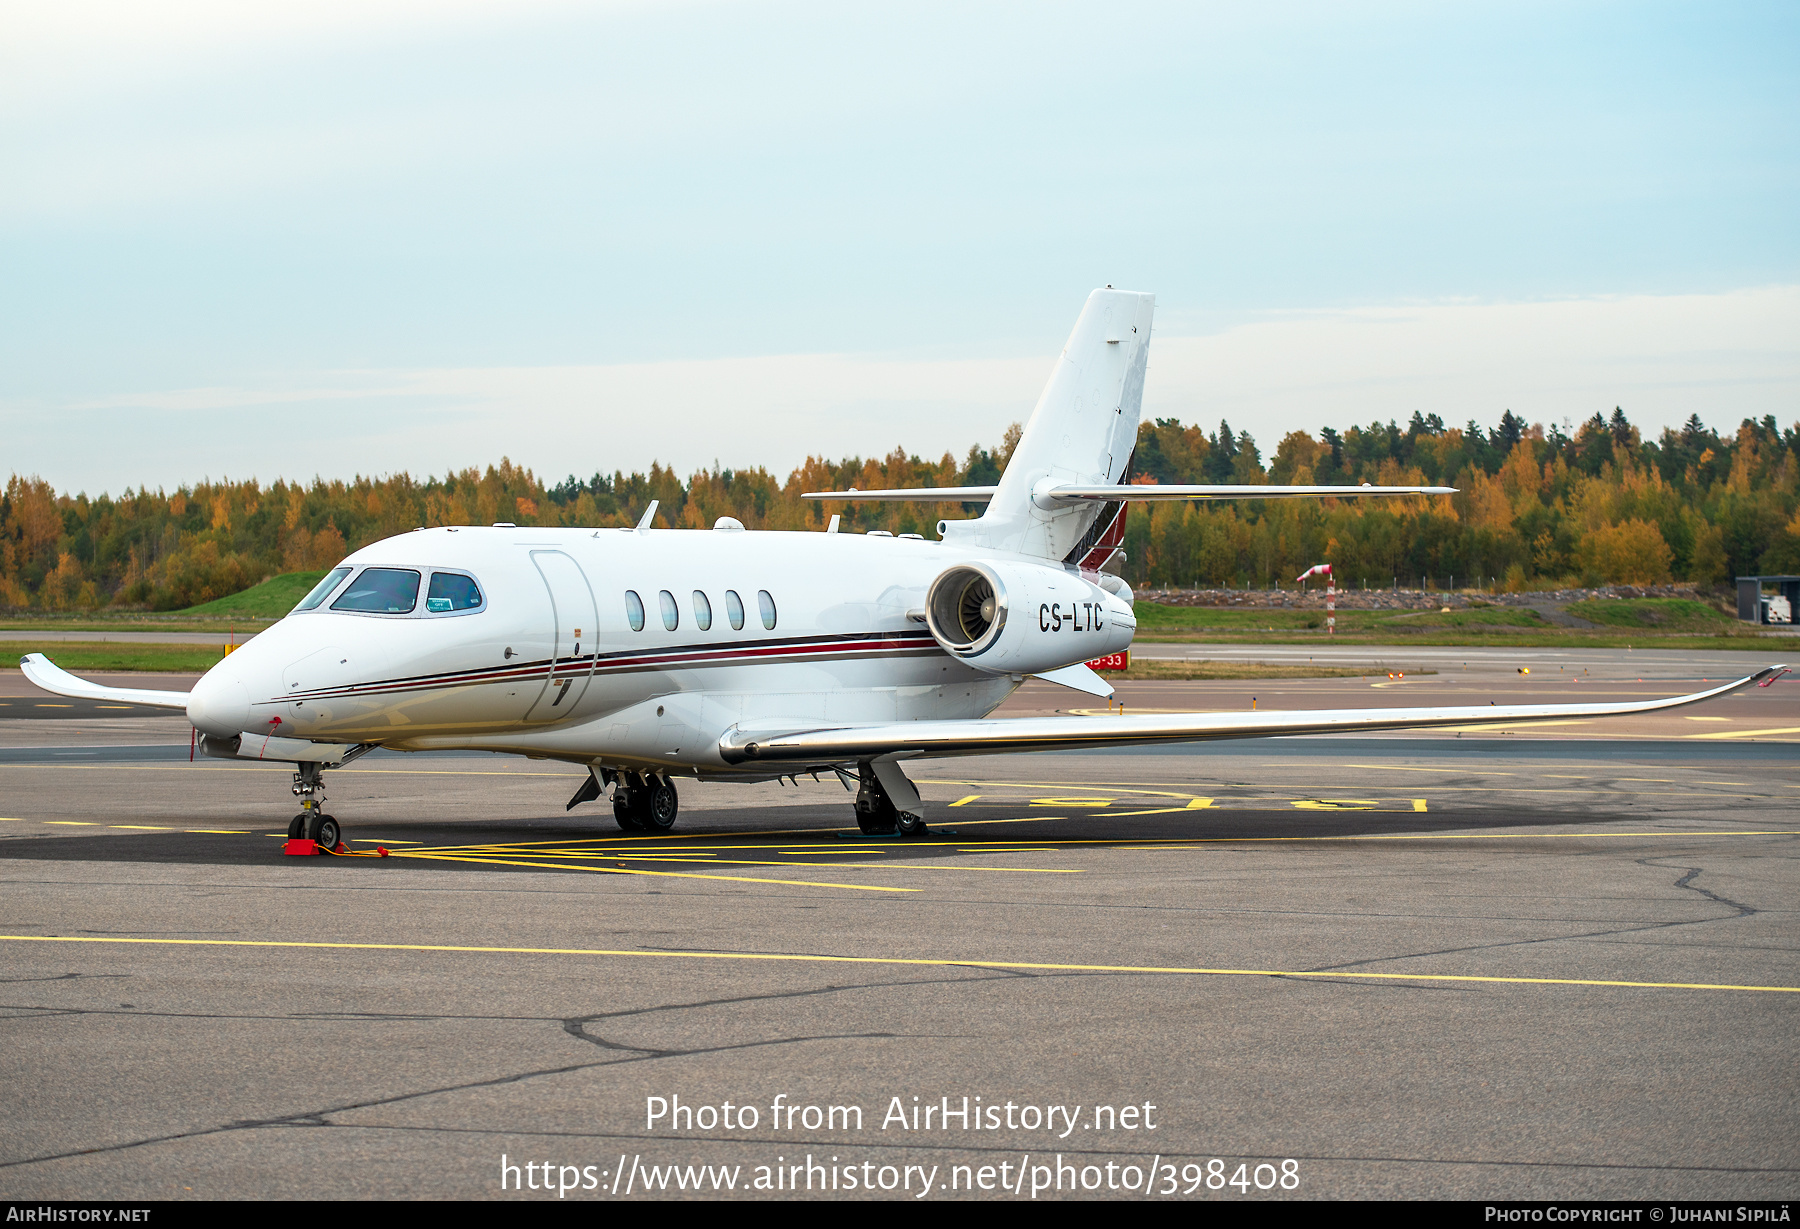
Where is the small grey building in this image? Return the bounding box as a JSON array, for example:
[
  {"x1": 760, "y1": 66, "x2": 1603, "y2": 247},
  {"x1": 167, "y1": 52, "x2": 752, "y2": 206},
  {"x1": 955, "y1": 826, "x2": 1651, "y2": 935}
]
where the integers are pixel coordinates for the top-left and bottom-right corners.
[{"x1": 1737, "y1": 575, "x2": 1800, "y2": 624}]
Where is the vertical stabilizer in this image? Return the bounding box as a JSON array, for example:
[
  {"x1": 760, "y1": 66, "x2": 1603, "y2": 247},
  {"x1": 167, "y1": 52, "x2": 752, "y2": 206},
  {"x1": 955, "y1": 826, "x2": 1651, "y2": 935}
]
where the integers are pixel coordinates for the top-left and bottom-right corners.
[{"x1": 942, "y1": 288, "x2": 1154, "y2": 561}]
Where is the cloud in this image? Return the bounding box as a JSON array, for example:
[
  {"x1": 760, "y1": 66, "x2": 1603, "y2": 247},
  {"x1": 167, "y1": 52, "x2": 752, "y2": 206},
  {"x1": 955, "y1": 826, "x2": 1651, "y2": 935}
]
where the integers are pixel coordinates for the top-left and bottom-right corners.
[
  {"x1": 13, "y1": 286, "x2": 1797, "y2": 495},
  {"x1": 1147, "y1": 284, "x2": 1800, "y2": 438}
]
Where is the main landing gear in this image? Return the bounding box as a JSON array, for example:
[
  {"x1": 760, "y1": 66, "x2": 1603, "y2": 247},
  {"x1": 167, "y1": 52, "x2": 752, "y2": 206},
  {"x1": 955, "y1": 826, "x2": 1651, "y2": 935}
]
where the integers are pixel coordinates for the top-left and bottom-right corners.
[
  {"x1": 565, "y1": 767, "x2": 679, "y2": 832},
  {"x1": 615, "y1": 771, "x2": 679, "y2": 832},
  {"x1": 284, "y1": 762, "x2": 342, "y2": 851},
  {"x1": 853, "y1": 760, "x2": 928, "y2": 837}
]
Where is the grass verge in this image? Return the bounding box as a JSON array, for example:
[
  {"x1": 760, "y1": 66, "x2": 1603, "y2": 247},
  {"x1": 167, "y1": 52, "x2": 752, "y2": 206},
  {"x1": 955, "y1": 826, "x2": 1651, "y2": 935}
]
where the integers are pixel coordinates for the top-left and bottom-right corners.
[
  {"x1": 176, "y1": 570, "x2": 328, "y2": 619},
  {"x1": 1132, "y1": 630, "x2": 1772, "y2": 650},
  {"x1": 1110, "y1": 660, "x2": 1410, "y2": 681},
  {"x1": 1564, "y1": 597, "x2": 1739, "y2": 631},
  {"x1": 3, "y1": 642, "x2": 226, "y2": 673}
]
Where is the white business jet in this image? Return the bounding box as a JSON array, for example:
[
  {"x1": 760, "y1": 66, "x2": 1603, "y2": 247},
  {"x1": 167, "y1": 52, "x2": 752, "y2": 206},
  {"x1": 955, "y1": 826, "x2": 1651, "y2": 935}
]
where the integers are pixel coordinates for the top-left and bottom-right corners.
[{"x1": 21, "y1": 290, "x2": 1782, "y2": 849}]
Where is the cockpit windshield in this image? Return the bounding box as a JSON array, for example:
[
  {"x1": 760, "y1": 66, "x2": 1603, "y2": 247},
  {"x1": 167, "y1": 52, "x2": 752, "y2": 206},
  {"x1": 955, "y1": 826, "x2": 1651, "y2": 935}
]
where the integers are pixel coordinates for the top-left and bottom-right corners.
[
  {"x1": 330, "y1": 568, "x2": 421, "y2": 614},
  {"x1": 292, "y1": 566, "x2": 352, "y2": 612}
]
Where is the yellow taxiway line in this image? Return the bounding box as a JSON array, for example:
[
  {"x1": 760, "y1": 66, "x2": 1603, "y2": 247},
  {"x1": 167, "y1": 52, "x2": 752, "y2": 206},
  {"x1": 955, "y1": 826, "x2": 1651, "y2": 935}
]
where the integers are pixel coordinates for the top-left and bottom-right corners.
[
  {"x1": 385, "y1": 850, "x2": 917, "y2": 892},
  {"x1": 0, "y1": 933, "x2": 1792, "y2": 995}
]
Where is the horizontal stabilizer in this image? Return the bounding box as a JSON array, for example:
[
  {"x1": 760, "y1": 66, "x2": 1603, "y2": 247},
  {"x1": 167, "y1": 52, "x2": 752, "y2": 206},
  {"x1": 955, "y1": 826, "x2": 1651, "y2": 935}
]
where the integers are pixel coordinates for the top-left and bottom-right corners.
[
  {"x1": 719, "y1": 669, "x2": 1784, "y2": 763},
  {"x1": 19, "y1": 653, "x2": 191, "y2": 709},
  {"x1": 1040, "y1": 483, "x2": 1455, "y2": 502},
  {"x1": 802, "y1": 487, "x2": 997, "y2": 502}
]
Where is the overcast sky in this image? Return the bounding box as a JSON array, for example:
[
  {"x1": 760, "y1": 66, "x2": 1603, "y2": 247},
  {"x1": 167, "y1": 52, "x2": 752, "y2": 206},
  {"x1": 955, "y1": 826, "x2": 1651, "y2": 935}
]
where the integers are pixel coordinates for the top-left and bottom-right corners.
[{"x1": 3, "y1": 0, "x2": 1795, "y2": 494}]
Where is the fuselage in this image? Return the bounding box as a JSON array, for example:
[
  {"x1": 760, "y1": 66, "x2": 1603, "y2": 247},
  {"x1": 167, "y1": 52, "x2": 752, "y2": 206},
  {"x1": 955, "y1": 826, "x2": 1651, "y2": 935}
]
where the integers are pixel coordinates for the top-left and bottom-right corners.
[{"x1": 184, "y1": 525, "x2": 1135, "y2": 777}]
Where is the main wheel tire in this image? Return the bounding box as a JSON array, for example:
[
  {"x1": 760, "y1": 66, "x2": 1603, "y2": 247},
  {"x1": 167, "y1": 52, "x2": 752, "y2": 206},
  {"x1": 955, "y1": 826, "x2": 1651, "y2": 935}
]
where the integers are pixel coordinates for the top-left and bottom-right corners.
[
  {"x1": 613, "y1": 794, "x2": 645, "y2": 831},
  {"x1": 855, "y1": 796, "x2": 898, "y2": 835},
  {"x1": 643, "y1": 780, "x2": 679, "y2": 831},
  {"x1": 288, "y1": 815, "x2": 306, "y2": 839},
  {"x1": 306, "y1": 812, "x2": 340, "y2": 850},
  {"x1": 895, "y1": 810, "x2": 928, "y2": 837}
]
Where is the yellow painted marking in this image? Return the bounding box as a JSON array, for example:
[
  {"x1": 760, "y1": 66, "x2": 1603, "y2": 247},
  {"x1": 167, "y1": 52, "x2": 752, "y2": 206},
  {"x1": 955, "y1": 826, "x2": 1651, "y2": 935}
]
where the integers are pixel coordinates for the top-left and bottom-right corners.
[
  {"x1": 1186, "y1": 797, "x2": 1214, "y2": 809},
  {"x1": 1692, "y1": 726, "x2": 1800, "y2": 740},
  {"x1": 45, "y1": 821, "x2": 96, "y2": 826},
  {"x1": 96, "y1": 705, "x2": 136, "y2": 710},
  {"x1": 185, "y1": 829, "x2": 247, "y2": 834},
  {"x1": 1105, "y1": 830, "x2": 1789, "y2": 846},
  {"x1": 1293, "y1": 799, "x2": 1379, "y2": 811},
  {"x1": 629, "y1": 856, "x2": 1079, "y2": 875},
  {"x1": 109, "y1": 825, "x2": 172, "y2": 830},
  {"x1": 1066, "y1": 707, "x2": 1193, "y2": 716},
  {"x1": 388, "y1": 851, "x2": 917, "y2": 892},
  {"x1": 1413, "y1": 799, "x2": 1428, "y2": 812},
  {"x1": 1341, "y1": 764, "x2": 1515, "y2": 776},
  {"x1": 948, "y1": 795, "x2": 981, "y2": 807},
  {"x1": 918, "y1": 778, "x2": 1205, "y2": 802},
  {"x1": 1031, "y1": 798, "x2": 1111, "y2": 807},
  {"x1": 0, "y1": 934, "x2": 1791, "y2": 995},
  {"x1": 34, "y1": 704, "x2": 73, "y2": 708},
  {"x1": 1685, "y1": 716, "x2": 1731, "y2": 721}
]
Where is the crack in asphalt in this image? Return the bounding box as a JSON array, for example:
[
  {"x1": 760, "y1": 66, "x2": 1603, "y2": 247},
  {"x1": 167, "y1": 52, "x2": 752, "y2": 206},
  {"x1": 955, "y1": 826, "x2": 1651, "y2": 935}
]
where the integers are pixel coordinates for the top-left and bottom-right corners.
[
  {"x1": 0, "y1": 971, "x2": 1003, "y2": 1171},
  {"x1": 1656, "y1": 860, "x2": 1758, "y2": 918},
  {"x1": 1303, "y1": 858, "x2": 1764, "y2": 975}
]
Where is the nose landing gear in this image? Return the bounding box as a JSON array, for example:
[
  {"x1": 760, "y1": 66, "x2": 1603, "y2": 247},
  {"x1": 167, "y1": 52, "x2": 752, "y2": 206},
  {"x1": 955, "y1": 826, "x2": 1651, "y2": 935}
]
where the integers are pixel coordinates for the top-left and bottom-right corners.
[{"x1": 284, "y1": 762, "x2": 342, "y2": 852}]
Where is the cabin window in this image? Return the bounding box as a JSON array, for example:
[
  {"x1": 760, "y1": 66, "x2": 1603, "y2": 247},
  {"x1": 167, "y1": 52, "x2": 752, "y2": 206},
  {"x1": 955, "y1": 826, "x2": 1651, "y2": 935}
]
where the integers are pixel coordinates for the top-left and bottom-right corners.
[
  {"x1": 293, "y1": 566, "x2": 352, "y2": 612},
  {"x1": 758, "y1": 589, "x2": 777, "y2": 630},
  {"x1": 330, "y1": 567, "x2": 420, "y2": 614},
  {"x1": 725, "y1": 590, "x2": 745, "y2": 630},
  {"x1": 693, "y1": 590, "x2": 712, "y2": 631},
  {"x1": 625, "y1": 590, "x2": 645, "y2": 632},
  {"x1": 424, "y1": 571, "x2": 483, "y2": 613},
  {"x1": 659, "y1": 589, "x2": 679, "y2": 631}
]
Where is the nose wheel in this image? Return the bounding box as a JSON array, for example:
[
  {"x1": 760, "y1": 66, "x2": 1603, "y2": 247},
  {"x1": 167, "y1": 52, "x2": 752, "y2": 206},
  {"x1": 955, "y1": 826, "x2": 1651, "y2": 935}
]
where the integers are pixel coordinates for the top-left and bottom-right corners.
[
  {"x1": 289, "y1": 807, "x2": 341, "y2": 849},
  {"x1": 286, "y1": 764, "x2": 344, "y2": 852}
]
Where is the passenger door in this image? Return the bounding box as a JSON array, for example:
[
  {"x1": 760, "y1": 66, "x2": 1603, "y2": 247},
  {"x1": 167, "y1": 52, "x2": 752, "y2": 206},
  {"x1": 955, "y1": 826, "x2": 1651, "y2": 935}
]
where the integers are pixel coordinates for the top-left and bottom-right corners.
[{"x1": 523, "y1": 550, "x2": 599, "y2": 723}]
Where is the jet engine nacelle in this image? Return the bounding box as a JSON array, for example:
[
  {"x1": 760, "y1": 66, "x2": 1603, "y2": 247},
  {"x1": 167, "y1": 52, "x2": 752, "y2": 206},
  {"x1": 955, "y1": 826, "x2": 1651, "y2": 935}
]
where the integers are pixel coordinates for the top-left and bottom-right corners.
[{"x1": 924, "y1": 560, "x2": 1135, "y2": 676}]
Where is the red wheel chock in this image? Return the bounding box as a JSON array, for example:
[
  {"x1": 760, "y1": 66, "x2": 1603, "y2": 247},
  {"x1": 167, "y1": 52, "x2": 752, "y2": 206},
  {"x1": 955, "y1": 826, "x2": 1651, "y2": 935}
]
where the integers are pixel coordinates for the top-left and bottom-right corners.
[
  {"x1": 283, "y1": 839, "x2": 349, "y2": 856},
  {"x1": 284, "y1": 839, "x2": 382, "y2": 857}
]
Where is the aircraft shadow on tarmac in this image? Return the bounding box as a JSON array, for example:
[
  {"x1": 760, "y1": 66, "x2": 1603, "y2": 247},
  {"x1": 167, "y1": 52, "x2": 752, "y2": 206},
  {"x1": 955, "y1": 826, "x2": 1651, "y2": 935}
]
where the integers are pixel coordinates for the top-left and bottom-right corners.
[{"x1": 0, "y1": 804, "x2": 1670, "y2": 874}]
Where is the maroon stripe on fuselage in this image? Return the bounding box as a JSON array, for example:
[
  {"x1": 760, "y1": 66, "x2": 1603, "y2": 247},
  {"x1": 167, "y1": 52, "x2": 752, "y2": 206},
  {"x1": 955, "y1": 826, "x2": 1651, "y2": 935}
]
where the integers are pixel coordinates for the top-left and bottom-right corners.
[{"x1": 277, "y1": 630, "x2": 943, "y2": 703}]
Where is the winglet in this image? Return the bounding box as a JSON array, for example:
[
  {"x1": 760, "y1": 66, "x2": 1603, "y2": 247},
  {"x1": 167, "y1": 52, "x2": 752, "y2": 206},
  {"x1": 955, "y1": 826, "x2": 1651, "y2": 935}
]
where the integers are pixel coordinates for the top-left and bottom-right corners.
[{"x1": 19, "y1": 653, "x2": 191, "y2": 709}]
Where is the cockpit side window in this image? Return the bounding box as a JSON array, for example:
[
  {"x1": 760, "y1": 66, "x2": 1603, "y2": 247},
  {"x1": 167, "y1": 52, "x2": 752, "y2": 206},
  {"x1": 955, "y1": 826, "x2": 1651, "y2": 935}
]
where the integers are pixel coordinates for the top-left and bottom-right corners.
[
  {"x1": 330, "y1": 567, "x2": 421, "y2": 614},
  {"x1": 424, "y1": 571, "x2": 483, "y2": 614},
  {"x1": 293, "y1": 566, "x2": 352, "y2": 612}
]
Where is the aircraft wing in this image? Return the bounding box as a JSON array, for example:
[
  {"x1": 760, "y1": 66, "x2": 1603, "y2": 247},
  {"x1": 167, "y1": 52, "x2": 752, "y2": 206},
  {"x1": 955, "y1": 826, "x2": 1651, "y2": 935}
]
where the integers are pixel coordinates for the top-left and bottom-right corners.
[
  {"x1": 19, "y1": 653, "x2": 192, "y2": 709},
  {"x1": 718, "y1": 668, "x2": 1785, "y2": 764}
]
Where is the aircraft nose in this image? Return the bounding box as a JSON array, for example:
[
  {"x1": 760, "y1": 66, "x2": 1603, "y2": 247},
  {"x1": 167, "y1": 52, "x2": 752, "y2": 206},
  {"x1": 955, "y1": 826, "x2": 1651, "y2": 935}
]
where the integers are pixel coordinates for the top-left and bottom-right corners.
[{"x1": 187, "y1": 666, "x2": 251, "y2": 737}]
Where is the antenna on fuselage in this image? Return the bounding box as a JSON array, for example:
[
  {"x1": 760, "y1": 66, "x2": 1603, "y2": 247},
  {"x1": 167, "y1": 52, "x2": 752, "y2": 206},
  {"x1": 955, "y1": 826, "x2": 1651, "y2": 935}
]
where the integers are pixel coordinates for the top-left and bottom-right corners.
[
  {"x1": 636, "y1": 500, "x2": 659, "y2": 531},
  {"x1": 826, "y1": 514, "x2": 840, "y2": 534}
]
